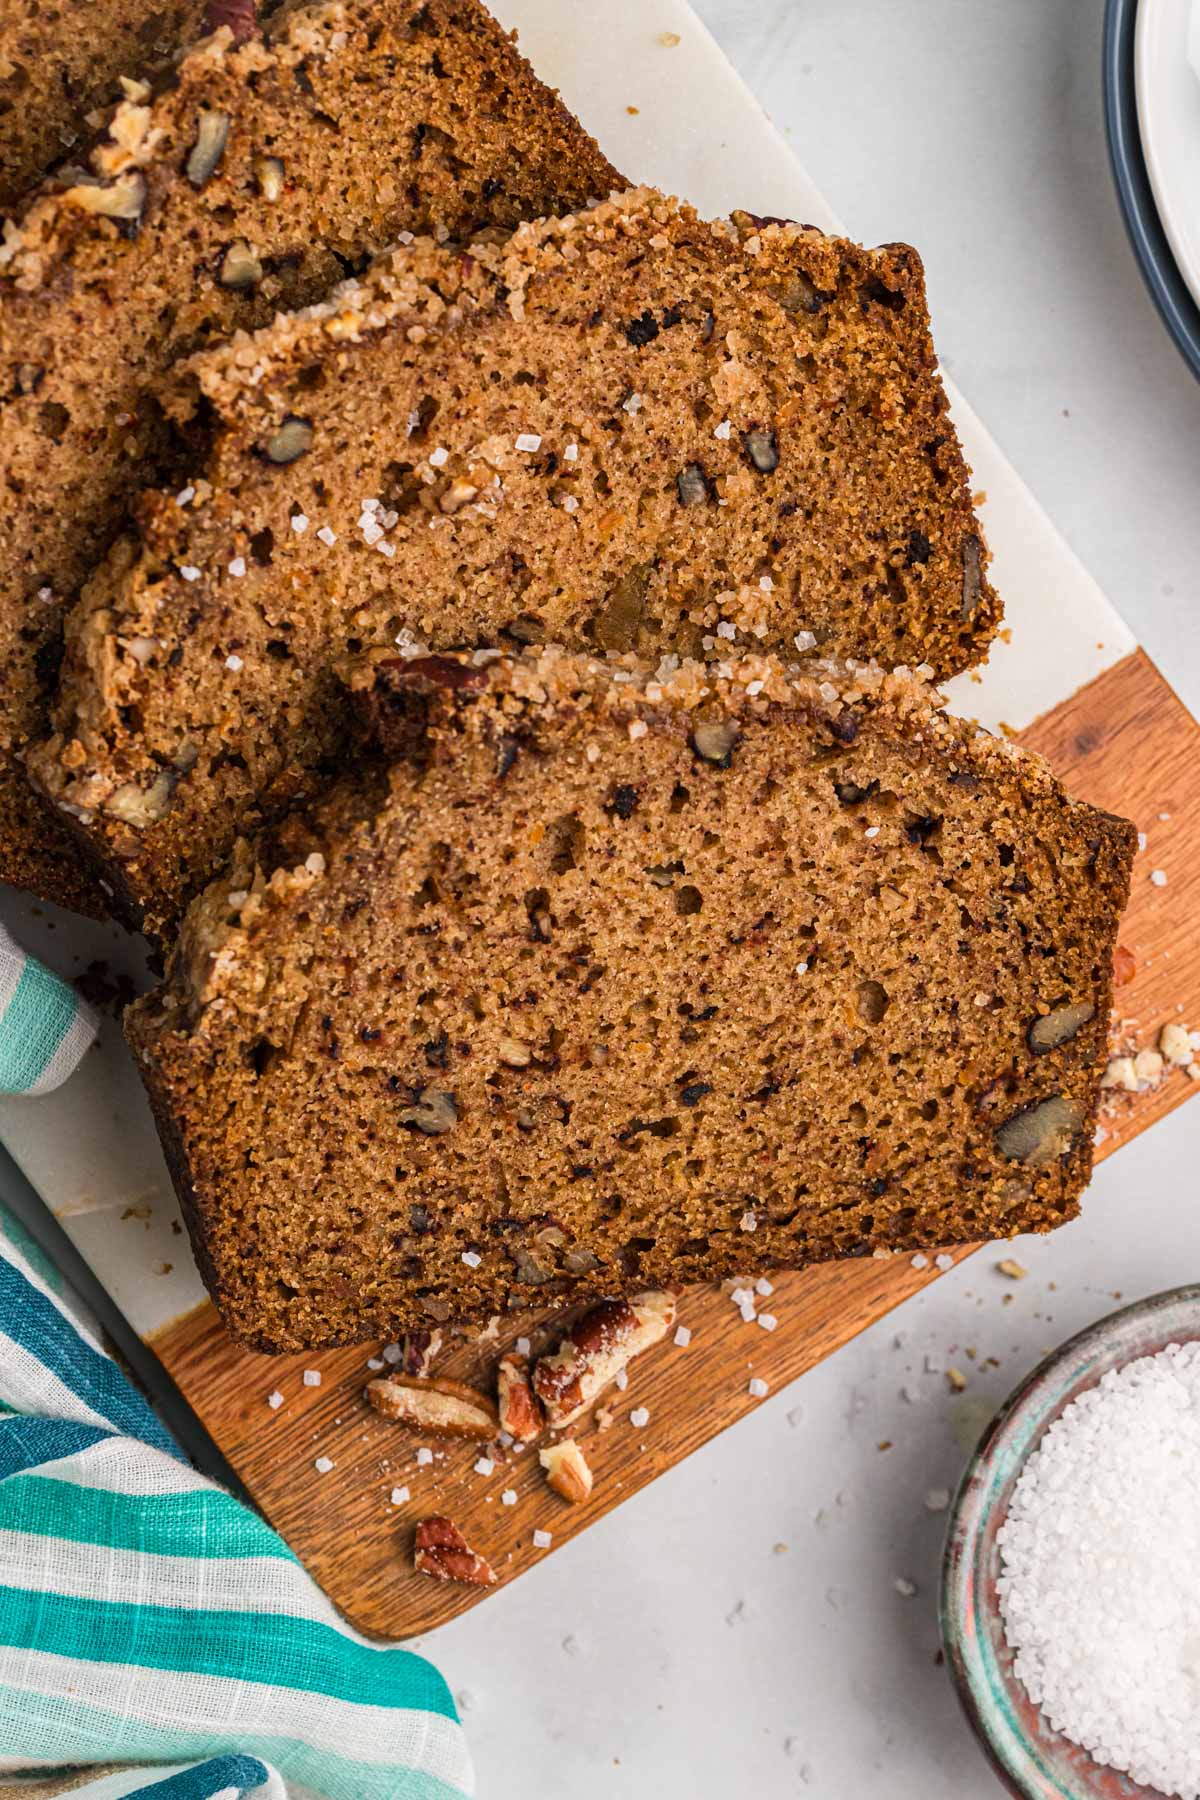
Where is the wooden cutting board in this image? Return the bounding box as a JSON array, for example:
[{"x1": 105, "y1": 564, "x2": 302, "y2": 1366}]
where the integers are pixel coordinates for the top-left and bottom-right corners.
[{"x1": 147, "y1": 646, "x2": 1200, "y2": 1638}]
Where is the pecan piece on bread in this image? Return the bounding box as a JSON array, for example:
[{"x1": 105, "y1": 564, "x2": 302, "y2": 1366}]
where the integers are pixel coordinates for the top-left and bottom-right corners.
[
  {"x1": 414, "y1": 1515, "x2": 497, "y2": 1587},
  {"x1": 497, "y1": 1352, "x2": 543, "y2": 1443},
  {"x1": 532, "y1": 1290, "x2": 676, "y2": 1428},
  {"x1": 400, "y1": 1329, "x2": 444, "y2": 1378},
  {"x1": 365, "y1": 1375, "x2": 498, "y2": 1439},
  {"x1": 539, "y1": 1438, "x2": 594, "y2": 1505}
]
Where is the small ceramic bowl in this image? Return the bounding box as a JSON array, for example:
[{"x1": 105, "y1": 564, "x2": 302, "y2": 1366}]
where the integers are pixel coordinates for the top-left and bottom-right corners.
[{"x1": 940, "y1": 1283, "x2": 1200, "y2": 1799}]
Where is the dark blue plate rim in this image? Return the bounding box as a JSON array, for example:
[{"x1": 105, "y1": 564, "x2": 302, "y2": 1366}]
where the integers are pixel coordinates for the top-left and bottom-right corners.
[{"x1": 1104, "y1": 0, "x2": 1200, "y2": 380}]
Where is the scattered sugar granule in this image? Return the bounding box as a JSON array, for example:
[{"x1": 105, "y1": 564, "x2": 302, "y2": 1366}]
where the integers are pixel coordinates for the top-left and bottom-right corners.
[
  {"x1": 628, "y1": 719, "x2": 648, "y2": 741},
  {"x1": 748, "y1": 1377, "x2": 769, "y2": 1399},
  {"x1": 758, "y1": 1313, "x2": 778, "y2": 1332},
  {"x1": 302, "y1": 1369, "x2": 321, "y2": 1387},
  {"x1": 614, "y1": 1368, "x2": 628, "y2": 1392},
  {"x1": 755, "y1": 1277, "x2": 774, "y2": 1297},
  {"x1": 740, "y1": 1210, "x2": 758, "y2": 1233},
  {"x1": 225, "y1": 653, "x2": 243, "y2": 672},
  {"x1": 562, "y1": 494, "x2": 579, "y2": 513},
  {"x1": 563, "y1": 442, "x2": 579, "y2": 461},
  {"x1": 316, "y1": 524, "x2": 337, "y2": 546},
  {"x1": 390, "y1": 1485, "x2": 409, "y2": 1505},
  {"x1": 461, "y1": 1249, "x2": 482, "y2": 1269},
  {"x1": 532, "y1": 1528, "x2": 552, "y2": 1549},
  {"x1": 739, "y1": 1301, "x2": 757, "y2": 1324},
  {"x1": 515, "y1": 432, "x2": 542, "y2": 453},
  {"x1": 1159, "y1": 811, "x2": 1172, "y2": 821},
  {"x1": 910, "y1": 1253, "x2": 930, "y2": 1271},
  {"x1": 924, "y1": 1486, "x2": 951, "y2": 1512},
  {"x1": 382, "y1": 1342, "x2": 403, "y2": 1364},
  {"x1": 864, "y1": 825, "x2": 881, "y2": 840},
  {"x1": 366, "y1": 1356, "x2": 384, "y2": 1372},
  {"x1": 179, "y1": 565, "x2": 201, "y2": 582},
  {"x1": 474, "y1": 1456, "x2": 495, "y2": 1477},
  {"x1": 415, "y1": 1447, "x2": 434, "y2": 1467},
  {"x1": 228, "y1": 556, "x2": 246, "y2": 577},
  {"x1": 935, "y1": 1253, "x2": 954, "y2": 1272},
  {"x1": 1150, "y1": 868, "x2": 1168, "y2": 887},
  {"x1": 1138, "y1": 831, "x2": 1148, "y2": 852},
  {"x1": 630, "y1": 1406, "x2": 650, "y2": 1429},
  {"x1": 290, "y1": 513, "x2": 309, "y2": 534},
  {"x1": 428, "y1": 446, "x2": 449, "y2": 467},
  {"x1": 516, "y1": 1336, "x2": 531, "y2": 1357},
  {"x1": 997, "y1": 1341, "x2": 1200, "y2": 1799},
  {"x1": 714, "y1": 418, "x2": 732, "y2": 439},
  {"x1": 304, "y1": 852, "x2": 325, "y2": 875},
  {"x1": 794, "y1": 960, "x2": 809, "y2": 976},
  {"x1": 716, "y1": 620, "x2": 737, "y2": 640},
  {"x1": 622, "y1": 391, "x2": 643, "y2": 414},
  {"x1": 267, "y1": 1390, "x2": 284, "y2": 1410},
  {"x1": 314, "y1": 1456, "x2": 334, "y2": 1474},
  {"x1": 894, "y1": 1577, "x2": 918, "y2": 1598},
  {"x1": 176, "y1": 485, "x2": 195, "y2": 506},
  {"x1": 501, "y1": 1488, "x2": 518, "y2": 1507},
  {"x1": 674, "y1": 1325, "x2": 692, "y2": 1347}
]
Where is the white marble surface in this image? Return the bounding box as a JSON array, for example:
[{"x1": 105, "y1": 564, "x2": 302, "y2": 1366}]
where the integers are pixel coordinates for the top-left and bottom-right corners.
[{"x1": 422, "y1": 4, "x2": 1200, "y2": 1796}]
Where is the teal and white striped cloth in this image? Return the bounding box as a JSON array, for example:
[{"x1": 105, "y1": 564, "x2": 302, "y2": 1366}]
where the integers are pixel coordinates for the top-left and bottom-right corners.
[
  {"x1": 0, "y1": 923, "x2": 97, "y2": 1096},
  {"x1": 0, "y1": 930, "x2": 473, "y2": 1798}
]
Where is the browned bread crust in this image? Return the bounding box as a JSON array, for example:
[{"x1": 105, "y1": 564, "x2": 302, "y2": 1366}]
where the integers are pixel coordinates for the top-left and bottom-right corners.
[
  {"x1": 126, "y1": 647, "x2": 1132, "y2": 1352},
  {"x1": 33, "y1": 191, "x2": 998, "y2": 937},
  {"x1": 0, "y1": 0, "x2": 620, "y2": 910}
]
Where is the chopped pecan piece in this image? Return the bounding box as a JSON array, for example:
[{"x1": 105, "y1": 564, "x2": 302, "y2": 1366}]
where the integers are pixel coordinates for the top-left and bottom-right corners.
[
  {"x1": 366, "y1": 1374, "x2": 498, "y2": 1439},
  {"x1": 497, "y1": 1352, "x2": 543, "y2": 1443},
  {"x1": 532, "y1": 1290, "x2": 676, "y2": 1428},
  {"x1": 400, "y1": 1329, "x2": 443, "y2": 1378},
  {"x1": 414, "y1": 1515, "x2": 497, "y2": 1587},
  {"x1": 539, "y1": 1439, "x2": 594, "y2": 1505}
]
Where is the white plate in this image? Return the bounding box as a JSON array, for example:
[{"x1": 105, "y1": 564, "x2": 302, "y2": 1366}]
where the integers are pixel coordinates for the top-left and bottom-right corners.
[
  {"x1": 1135, "y1": 0, "x2": 1200, "y2": 314},
  {"x1": 0, "y1": 0, "x2": 1136, "y2": 1345}
]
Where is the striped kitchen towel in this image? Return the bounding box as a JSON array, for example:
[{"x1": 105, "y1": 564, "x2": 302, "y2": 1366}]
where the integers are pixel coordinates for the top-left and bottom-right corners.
[
  {"x1": 0, "y1": 923, "x2": 97, "y2": 1096},
  {"x1": 0, "y1": 1204, "x2": 473, "y2": 1798}
]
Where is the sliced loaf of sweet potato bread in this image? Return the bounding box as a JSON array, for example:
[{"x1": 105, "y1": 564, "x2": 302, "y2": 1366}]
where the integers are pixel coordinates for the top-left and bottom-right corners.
[
  {"x1": 34, "y1": 190, "x2": 999, "y2": 935},
  {"x1": 0, "y1": 0, "x2": 619, "y2": 910},
  {"x1": 125, "y1": 647, "x2": 1132, "y2": 1352}
]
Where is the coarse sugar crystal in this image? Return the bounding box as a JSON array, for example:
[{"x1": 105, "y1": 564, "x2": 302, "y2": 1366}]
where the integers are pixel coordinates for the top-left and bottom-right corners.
[{"x1": 996, "y1": 1339, "x2": 1200, "y2": 1798}]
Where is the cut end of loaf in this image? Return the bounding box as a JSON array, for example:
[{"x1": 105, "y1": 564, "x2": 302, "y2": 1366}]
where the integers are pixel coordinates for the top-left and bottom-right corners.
[{"x1": 126, "y1": 647, "x2": 1133, "y2": 1352}]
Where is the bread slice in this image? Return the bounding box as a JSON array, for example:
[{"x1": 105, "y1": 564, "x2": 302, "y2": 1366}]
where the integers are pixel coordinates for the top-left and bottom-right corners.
[
  {"x1": 0, "y1": 0, "x2": 207, "y2": 213},
  {"x1": 125, "y1": 647, "x2": 1133, "y2": 1353},
  {"x1": 33, "y1": 190, "x2": 999, "y2": 936},
  {"x1": 0, "y1": 0, "x2": 620, "y2": 912}
]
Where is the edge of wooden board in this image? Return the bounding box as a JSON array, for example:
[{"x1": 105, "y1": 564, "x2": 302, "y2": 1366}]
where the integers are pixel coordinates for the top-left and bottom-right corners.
[{"x1": 148, "y1": 646, "x2": 1200, "y2": 1638}]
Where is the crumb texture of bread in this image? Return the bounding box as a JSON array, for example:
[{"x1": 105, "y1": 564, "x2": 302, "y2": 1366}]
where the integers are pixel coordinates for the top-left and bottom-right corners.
[
  {"x1": 125, "y1": 648, "x2": 1133, "y2": 1353},
  {"x1": 0, "y1": 0, "x2": 207, "y2": 213},
  {"x1": 0, "y1": 0, "x2": 620, "y2": 908},
  {"x1": 33, "y1": 190, "x2": 997, "y2": 934}
]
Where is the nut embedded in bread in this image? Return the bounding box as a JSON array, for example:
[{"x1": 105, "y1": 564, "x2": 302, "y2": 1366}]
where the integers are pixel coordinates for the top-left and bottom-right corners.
[
  {"x1": 32, "y1": 189, "x2": 995, "y2": 935},
  {"x1": 123, "y1": 648, "x2": 1134, "y2": 1352},
  {"x1": 0, "y1": 0, "x2": 620, "y2": 910}
]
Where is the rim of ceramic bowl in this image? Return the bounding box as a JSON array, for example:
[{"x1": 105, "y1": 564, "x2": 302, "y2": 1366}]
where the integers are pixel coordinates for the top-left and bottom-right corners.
[{"x1": 939, "y1": 1282, "x2": 1200, "y2": 1800}]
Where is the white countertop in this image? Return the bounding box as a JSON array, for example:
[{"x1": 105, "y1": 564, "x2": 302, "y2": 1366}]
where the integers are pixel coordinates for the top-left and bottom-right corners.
[
  {"x1": 426, "y1": 4, "x2": 1200, "y2": 1796},
  {"x1": 5, "y1": 3, "x2": 1200, "y2": 1796}
]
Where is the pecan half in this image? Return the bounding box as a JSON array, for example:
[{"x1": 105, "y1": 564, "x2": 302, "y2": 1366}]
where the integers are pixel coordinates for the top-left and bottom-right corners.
[
  {"x1": 532, "y1": 1290, "x2": 676, "y2": 1428},
  {"x1": 365, "y1": 1374, "x2": 498, "y2": 1439},
  {"x1": 539, "y1": 1439, "x2": 594, "y2": 1505},
  {"x1": 497, "y1": 1352, "x2": 543, "y2": 1443},
  {"x1": 414, "y1": 1515, "x2": 497, "y2": 1587}
]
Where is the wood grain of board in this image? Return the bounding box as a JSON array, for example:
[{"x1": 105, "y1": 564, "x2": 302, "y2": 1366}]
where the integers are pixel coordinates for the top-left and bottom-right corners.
[{"x1": 149, "y1": 647, "x2": 1200, "y2": 1639}]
